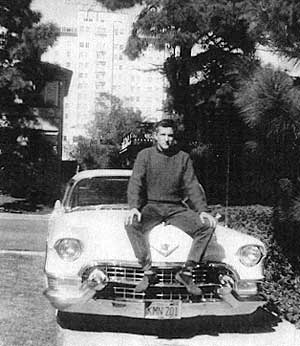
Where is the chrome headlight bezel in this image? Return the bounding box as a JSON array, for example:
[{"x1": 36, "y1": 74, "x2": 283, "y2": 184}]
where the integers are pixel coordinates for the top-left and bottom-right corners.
[
  {"x1": 238, "y1": 245, "x2": 264, "y2": 267},
  {"x1": 54, "y1": 238, "x2": 83, "y2": 262}
]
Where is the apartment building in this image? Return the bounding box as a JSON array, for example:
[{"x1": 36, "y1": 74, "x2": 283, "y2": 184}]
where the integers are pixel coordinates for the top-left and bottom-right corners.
[{"x1": 35, "y1": 0, "x2": 166, "y2": 159}]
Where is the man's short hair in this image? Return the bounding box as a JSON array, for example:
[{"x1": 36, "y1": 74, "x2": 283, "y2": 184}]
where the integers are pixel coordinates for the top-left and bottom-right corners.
[{"x1": 154, "y1": 119, "x2": 177, "y2": 132}]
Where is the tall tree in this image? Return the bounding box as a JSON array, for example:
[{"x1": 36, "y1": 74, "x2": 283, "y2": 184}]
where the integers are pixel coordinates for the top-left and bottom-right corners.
[
  {"x1": 0, "y1": 0, "x2": 59, "y2": 116},
  {"x1": 0, "y1": 0, "x2": 59, "y2": 202},
  {"x1": 72, "y1": 93, "x2": 142, "y2": 169},
  {"x1": 107, "y1": 1, "x2": 260, "y2": 139},
  {"x1": 235, "y1": 66, "x2": 300, "y2": 202},
  {"x1": 257, "y1": 0, "x2": 300, "y2": 60}
]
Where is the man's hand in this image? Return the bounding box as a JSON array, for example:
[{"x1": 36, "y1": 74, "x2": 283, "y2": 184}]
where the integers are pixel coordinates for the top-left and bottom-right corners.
[
  {"x1": 125, "y1": 208, "x2": 141, "y2": 226},
  {"x1": 199, "y1": 211, "x2": 217, "y2": 229}
]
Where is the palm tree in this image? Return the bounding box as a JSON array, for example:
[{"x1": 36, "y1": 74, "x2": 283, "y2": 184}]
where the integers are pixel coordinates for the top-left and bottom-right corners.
[{"x1": 235, "y1": 66, "x2": 300, "y2": 202}]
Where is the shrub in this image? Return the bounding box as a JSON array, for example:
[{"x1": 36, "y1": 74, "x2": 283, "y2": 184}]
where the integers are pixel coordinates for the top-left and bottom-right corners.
[{"x1": 210, "y1": 204, "x2": 300, "y2": 328}]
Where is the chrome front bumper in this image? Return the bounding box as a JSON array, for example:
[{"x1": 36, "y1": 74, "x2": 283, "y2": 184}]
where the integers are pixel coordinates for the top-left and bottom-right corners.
[{"x1": 44, "y1": 286, "x2": 266, "y2": 318}]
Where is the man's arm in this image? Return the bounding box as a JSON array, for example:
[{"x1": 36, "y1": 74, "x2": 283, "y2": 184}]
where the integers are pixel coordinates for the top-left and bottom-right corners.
[
  {"x1": 125, "y1": 150, "x2": 147, "y2": 226},
  {"x1": 182, "y1": 156, "x2": 207, "y2": 212},
  {"x1": 182, "y1": 156, "x2": 217, "y2": 228}
]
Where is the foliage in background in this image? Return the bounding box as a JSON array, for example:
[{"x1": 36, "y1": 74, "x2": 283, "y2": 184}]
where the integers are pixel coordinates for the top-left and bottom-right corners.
[
  {"x1": 210, "y1": 204, "x2": 300, "y2": 328},
  {"x1": 235, "y1": 67, "x2": 300, "y2": 204},
  {"x1": 0, "y1": 128, "x2": 59, "y2": 204},
  {"x1": 123, "y1": 0, "x2": 260, "y2": 138},
  {"x1": 72, "y1": 94, "x2": 142, "y2": 169},
  {"x1": 0, "y1": 0, "x2": 59, "y2": 118},
  {"x1": 273, "y1": 177, "x2": 300, "y2": 270},
  {"x1": 0, "y1": 0, "x2": 60, "y2": 203},
  {"x1": 257, "y1": 0, "x2": 300, "y2": 60}
]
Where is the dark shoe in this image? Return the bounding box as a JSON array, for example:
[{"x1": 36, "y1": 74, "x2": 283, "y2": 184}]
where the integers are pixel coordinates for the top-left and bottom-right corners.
[
  {"x1": 135, "y1": 272, "x2": 159, "y2": 292},
  {"x1": 175, "y1": 270, "x2": 202, "y2": 296}
]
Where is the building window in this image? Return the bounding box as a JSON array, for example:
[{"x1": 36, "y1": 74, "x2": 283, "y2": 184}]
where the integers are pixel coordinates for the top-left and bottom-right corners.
[
  {"x1": 96, "y1": 82, "x2": 105, "y2": 89},
  {"x1": 80, "y1": 42, "x2": 89, "y2": 48},
  {"x1": 96, "y1": 60, "x2": 106, "y2": 66},
  {"x1": 96, "y1": 27, "x2": 106, "y2": 36},
  {"x1": 96, "y1": 72, "x2": 105, "y2": 79},
  {"x1": 96, "y1": 51, "x2": 106, "y2": 58}
]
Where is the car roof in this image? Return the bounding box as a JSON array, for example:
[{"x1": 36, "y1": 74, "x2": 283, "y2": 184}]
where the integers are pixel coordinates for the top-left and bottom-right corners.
[{"x1": 72, "y1": 169, "x2": 132, "y2": 181}]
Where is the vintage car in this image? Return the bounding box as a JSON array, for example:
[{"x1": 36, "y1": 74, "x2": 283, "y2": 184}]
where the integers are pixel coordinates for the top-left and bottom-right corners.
[{"x1": 44, "y1": 169, "x2": 267, "y2": 320}]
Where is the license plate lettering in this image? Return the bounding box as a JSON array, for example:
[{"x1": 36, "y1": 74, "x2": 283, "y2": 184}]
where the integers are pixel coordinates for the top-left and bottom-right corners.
[{"x1": 145, "y1": 301, "x2": 181, "y2": 319}]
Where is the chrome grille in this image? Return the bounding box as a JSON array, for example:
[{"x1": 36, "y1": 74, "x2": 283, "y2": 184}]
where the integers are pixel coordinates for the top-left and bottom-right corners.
[
  {"x1": 82, "y1": 263, "x2": 234, "y2": 303},
  {"x1": 112, "y1": 286, "x2": 220, "y2": 302},
  {"x1": 83, "y1": 264, "x2": 225, "y2": 285}
]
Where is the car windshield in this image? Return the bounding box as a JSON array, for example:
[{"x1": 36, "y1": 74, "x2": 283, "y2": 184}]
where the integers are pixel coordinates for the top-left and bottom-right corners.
[{"x1": 69, "y1": 176, "x2": 129, "y2": 208}]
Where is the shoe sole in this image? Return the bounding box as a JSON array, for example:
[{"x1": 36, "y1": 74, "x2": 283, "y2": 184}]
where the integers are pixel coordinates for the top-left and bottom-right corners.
[
  {"x1": 175, "y1": 273, "x2": 202, "y2": 296},
  {"x1": 135, "y1": 277, "x2": 160, "y2": 293}
]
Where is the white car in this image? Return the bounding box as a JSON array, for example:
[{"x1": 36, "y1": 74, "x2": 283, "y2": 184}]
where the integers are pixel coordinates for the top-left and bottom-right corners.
[{"x1": 44, "y1": 169, "x2": 267, "y2": 320}]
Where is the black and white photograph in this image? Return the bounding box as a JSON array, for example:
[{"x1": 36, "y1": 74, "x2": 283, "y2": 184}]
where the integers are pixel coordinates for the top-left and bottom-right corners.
[{"x1": 1, "y1": 1, "x2": 300, "y2": 345}]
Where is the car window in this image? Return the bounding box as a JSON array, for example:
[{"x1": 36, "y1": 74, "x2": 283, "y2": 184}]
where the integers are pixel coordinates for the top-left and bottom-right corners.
[{"x1": 70, "y1": 176, "x2": 129, "y2": 208}]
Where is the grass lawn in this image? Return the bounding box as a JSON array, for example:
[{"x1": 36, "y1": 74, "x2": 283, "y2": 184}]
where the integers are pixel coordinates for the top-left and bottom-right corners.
[{"x1": 0, "y1": 253, "x2": 57, "y2": 346}]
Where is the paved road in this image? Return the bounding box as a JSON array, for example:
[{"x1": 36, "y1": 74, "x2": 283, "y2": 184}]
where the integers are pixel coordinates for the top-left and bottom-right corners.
[{"x1": 0, "y1": 212, "x2": 48, "y2": 252}]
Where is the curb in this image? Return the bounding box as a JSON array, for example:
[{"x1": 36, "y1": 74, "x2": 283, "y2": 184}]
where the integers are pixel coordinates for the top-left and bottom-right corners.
[
  {"x1": 0, "y1": 212, "x2": 50, "y2": 220},
  {"x1": 0, "y1": 249, "x2": 45, "y2": 256}
]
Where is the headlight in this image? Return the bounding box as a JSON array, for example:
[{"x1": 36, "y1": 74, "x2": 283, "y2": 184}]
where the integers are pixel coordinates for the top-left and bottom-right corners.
[
  {"x1": 238, "y1": 245, "x2": 264, "y2": 267},
  {"x1": 54, "y1": 238, "x2": 82, "y2": 262}
]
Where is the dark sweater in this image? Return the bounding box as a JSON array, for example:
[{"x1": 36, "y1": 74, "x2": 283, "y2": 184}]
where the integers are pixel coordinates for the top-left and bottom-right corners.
[{"x1": 127, "y1": 146, "x2": 207, "y2": 213}]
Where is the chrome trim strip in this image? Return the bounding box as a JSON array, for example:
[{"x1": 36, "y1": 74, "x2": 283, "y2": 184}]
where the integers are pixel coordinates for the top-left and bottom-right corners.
[{"x1": 78, "y1": 260, "x2": 240, "y2": 279}]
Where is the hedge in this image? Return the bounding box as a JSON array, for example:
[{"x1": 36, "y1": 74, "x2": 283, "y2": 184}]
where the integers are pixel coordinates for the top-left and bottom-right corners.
[{"x1": 210, "y1": 204, "x2": 300, "y2": 328}]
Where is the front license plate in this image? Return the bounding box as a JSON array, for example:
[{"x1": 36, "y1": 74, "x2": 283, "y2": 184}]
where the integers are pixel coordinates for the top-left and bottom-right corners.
[{"x1": 144, "y1": 301, "x2": 182, "y2": 319}]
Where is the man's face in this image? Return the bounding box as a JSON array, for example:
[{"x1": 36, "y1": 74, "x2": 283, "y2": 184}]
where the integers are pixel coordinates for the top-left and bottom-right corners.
[{"x1": 154, "y1": 126, "x2": 175, "y2": 151}]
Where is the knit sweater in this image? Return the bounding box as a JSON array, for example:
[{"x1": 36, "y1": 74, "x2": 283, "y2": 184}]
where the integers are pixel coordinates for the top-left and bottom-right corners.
[{"x1": 127, "y1": 146, "x2": 207, "y2": 213}]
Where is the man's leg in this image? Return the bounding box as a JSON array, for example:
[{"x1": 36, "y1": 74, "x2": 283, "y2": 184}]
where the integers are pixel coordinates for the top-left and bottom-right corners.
[
  {"x1": 125, "y1": 204, "x2": 163, "y2": 292},
  {"x1": 167, "y1": 207, "x2": 215, "y2": 295}
]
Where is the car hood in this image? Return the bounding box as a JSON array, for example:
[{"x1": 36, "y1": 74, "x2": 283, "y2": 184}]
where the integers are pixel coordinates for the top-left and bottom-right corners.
[{"x1": 47, "y1": 208, "x2": 265, "y2": 280}]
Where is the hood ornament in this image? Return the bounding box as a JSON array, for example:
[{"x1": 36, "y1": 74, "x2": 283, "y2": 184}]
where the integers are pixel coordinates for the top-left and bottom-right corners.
[{"x1": 151, "y1": 242, "x2": 179, "y2": 257}]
